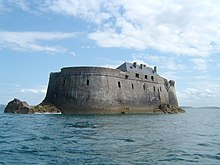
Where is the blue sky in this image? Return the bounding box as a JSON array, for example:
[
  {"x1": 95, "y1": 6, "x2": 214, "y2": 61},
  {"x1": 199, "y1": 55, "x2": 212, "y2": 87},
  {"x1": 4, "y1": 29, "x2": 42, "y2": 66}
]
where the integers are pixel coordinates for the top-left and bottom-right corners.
[{"x1": 0, "y1": 0, "x2": 220, "y2": 107}]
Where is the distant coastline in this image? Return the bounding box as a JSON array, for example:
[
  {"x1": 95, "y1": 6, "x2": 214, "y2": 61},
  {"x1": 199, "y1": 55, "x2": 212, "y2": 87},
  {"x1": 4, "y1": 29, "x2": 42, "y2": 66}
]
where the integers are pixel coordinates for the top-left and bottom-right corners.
[{"x1": 181, "y1": 106, "x2": 220, "y2": 109}]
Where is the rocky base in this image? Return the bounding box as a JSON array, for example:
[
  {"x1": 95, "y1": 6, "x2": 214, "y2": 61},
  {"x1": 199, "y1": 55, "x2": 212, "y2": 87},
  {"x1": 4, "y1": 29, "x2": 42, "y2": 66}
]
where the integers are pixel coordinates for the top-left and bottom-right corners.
[
  {"x1": 4, "y1": 98, "x2": 61, "y2": 114},
  {"x1": 4, "y1": 99, "x2": 184, "y2": 115},
  {"x1": 153, "y1": 103, "x2": 185, "y2": 114}
]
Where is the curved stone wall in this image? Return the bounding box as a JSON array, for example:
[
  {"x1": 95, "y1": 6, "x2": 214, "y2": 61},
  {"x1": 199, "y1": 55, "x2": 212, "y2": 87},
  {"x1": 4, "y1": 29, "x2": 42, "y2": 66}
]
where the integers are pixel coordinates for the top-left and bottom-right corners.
[{"x1": 43, "y1": 67, "x2": 178, "y2": 114}]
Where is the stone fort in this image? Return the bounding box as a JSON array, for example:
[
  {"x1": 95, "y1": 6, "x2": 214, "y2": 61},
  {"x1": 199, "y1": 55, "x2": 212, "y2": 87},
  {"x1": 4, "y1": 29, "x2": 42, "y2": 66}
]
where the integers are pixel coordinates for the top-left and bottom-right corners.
[{"x1": 43, "y1": 62, "x2": 179, "y2": 114}]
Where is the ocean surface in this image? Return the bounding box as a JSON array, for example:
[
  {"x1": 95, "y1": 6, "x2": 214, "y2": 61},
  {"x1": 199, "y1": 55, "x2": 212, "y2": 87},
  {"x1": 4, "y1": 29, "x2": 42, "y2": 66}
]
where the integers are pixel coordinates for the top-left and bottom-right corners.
[{"x1": 0, "y1": 106, "x2": 220, "y2": 165}]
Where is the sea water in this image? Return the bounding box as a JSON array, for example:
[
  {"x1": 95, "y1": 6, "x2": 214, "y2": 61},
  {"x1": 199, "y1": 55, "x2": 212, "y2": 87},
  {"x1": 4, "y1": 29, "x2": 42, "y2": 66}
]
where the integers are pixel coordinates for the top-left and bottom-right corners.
[{"x1": 0, "y1": 106, "x2": 219, "y2": 165}]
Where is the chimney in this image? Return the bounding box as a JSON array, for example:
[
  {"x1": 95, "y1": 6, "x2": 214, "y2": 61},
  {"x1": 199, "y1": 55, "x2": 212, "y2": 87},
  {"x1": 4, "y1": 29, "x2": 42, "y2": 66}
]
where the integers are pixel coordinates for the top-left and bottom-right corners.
[
  {"x1": 133, "y1": 62, "x2": 137, "y2": 68},
  {"x1": 140, "y1": 64, "x2": 143, "y2": 69},
  {"x1": 154, "y1": 66, "x2": 157, "y2": 73}
]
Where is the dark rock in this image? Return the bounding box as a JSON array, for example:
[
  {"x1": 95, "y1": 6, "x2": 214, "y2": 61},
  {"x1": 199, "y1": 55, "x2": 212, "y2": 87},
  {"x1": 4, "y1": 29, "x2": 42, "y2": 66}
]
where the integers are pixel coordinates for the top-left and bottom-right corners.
[
  {"x1": 157, "y1": 103, "x2": 185, "y2": 114},
  {"x1": 4, "y1": 98, "x2": 61, "y2": 114},
  {"x1": 4, "y1": 98, "x2": 32, "y2": 114}
]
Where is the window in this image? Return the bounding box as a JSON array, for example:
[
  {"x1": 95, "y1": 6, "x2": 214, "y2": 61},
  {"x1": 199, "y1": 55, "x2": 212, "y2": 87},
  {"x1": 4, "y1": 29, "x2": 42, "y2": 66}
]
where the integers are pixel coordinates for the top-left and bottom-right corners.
[
  {"x1": 118, "y1": 82, "x2": 121, "y2": 88},
  {"x1": 160, "y1": 87, "x2": 162, "y2": 91},
  {"x1": 87, "y1": 79, "x2": 89, "y2": 86},
  {"x1": 143, "y1": 84, "x2": 146, "y2": 90},
  {"x1": 125, "y1": 75, "x2": 129, "y2": 79},
  {"x1": 153, "y1": 86, "x2": 156, "y2": 91},
  {"x1": 62, "y1": 79, "x2": 66, "y2": 87},
  {"x1": 151, "y1": 76, "x2": 154, "y2": 81},
  {"x1": 136, "y1": 73, "x2": 139, "y2": 78},
  {"x1": 132, "y1": 83, "x2": 134, "y2": 89},
  {"x1": 145, "y1": 75, "x2": 148, "y2": 79}
]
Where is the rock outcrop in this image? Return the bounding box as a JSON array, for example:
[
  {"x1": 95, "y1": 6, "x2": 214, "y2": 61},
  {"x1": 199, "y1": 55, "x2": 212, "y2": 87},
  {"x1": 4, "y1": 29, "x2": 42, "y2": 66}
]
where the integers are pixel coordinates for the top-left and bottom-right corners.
[
  {"x1": 4, "y1": 99, "x2": 31, "y2": 114},
  {"x1": 4, "y1": 99, "x2": 184, "y2": 115},
  {"x1": 4, "y1": 98, "x2": 61, "y2": 114},
  {"x1": 153, "y1": 103, "x2": 185, "y2": 114}
]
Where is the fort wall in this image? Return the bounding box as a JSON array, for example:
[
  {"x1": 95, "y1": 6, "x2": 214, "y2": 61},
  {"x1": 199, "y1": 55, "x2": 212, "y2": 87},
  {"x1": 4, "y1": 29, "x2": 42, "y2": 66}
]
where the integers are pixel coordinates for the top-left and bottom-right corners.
[{"x1": 43, "y1": 66, "x2": 178, "y2": 114}]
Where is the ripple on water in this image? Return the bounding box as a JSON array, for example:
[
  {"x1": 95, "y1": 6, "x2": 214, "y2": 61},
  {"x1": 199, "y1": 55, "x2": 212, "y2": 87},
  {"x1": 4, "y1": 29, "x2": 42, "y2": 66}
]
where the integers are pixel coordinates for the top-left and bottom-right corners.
[
  {"x1": 197, "y1": 143, "x2": 211, "y2": 147},
  {"x1": 119, "y1": 138, "x2": 135, "y2": 142},
  {"x1": 194, "y1": 154, "x2": 220, "y2": 161},
  {"x1": 0, "y1": 107, "x2": 220, "y2": 164}
]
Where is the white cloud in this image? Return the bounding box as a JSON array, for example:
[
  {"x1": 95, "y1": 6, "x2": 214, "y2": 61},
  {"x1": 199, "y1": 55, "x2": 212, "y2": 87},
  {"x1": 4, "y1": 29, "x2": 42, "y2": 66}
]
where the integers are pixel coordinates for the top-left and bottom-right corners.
[
  {"x1": 177, "y1": 77, "x2": 220, "y2": 106},
  {"x1": 188, "y1": 87, "x2": 219, "y2": 97},
  {"x1": 131, "y1": 53, "x2": 185, "y2": 71},
  {"x1": 102, "y1": 64, "x2": 119, "y2": 69},
  {"x1": 69, "y1": 51, "x2": 76, "y2": 56},
  {"x1": 0, "y1": 84, "x2": 47, "y2": 105},
  {"x1": 0, "y1": 31, "x2": 78, "y2": 54},
  {"x1": 44, "y1": 0, "x2": 112, "y2": 24},
  {"x1": 0, "y1": 1, "x2": 5, "y2": 12},
  {"x1": 185, "y1": 88, "x2": 199, "y2": 95},
  {"x1": 191, "y1": 58, "x2": 208, "y2": 71},
  {"x1": 160, "y1": 71, "x2": 183, "y2": 81},
  {"x1": 20, "y1": 86, "x2": 47, "y2": 94},
  {"x1": 0, "y1": 0, "x2": 30, "y2": 13},
  {"x1": 87, "y1": 1, "x2": 220, "y2": 57},
  {"x1": 146, "y1": 55, "x2": 185, "y2": 70},
  {"x1": 8, "y1": 0, "x2": 30, "y2": 11},
  {"x1": 2, "y1": 1, "x2": 220, "y2": 57},
  {"x1": 177, "y1": 87, "x2": 220, "y2": 106}
]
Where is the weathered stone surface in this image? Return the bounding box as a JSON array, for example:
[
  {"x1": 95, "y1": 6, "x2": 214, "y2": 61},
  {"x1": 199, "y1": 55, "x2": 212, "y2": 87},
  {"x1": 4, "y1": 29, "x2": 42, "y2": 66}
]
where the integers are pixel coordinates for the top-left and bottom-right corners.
[
  {"x1": 4, "y1": 98, "x2": 61, "y2": 114},
  {"x1": 43, "y1": 62, "x2": 181, "y2": 114},
  {"x1": 31, "y1": 103, "x2": 61, "y2": 114},
  {"x1": 155, "y1": 103, "x2": 185, "y2": 114},
  {"x1": 4, "y1": 98, "x2": 32, "y2": 114}
]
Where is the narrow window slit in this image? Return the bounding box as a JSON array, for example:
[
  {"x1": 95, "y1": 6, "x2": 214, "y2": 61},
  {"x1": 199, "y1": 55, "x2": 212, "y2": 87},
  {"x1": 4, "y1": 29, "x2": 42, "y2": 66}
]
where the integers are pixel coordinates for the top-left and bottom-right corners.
[
  {"x1": 62, "y1": 79, "x2": 66, "y2": 87},
  {"x1": 151, "y1": 76, "x2": 154, "y2": 81},
  {"x1": 118, "y1": 82, "x2": 121, "y2": 88}
]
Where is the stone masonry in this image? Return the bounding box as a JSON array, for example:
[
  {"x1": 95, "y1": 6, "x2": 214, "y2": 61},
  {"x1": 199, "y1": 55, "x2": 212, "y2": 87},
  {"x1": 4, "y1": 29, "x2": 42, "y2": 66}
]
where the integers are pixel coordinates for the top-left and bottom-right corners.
[{"x1": 42, "y1": 62, "x2": 180, "y2": 114}]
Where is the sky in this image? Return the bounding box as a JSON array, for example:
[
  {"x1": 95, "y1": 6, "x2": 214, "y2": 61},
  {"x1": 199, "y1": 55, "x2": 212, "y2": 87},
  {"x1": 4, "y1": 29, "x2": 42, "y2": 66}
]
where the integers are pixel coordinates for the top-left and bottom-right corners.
[{"x1": 0, "y1": 0, "x2": 220, "y2": 107}]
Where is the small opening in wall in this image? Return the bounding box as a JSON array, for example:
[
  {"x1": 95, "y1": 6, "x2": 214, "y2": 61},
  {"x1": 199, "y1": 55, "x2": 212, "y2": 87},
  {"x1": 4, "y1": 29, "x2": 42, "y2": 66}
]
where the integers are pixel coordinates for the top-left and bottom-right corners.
[
  {"x1": 87, "y1": 79, "x2": 89, "y2": 86},
  {"x1": 153, "y1": 86, "x2": 156, "y2": 91},
  {"x1": 160, "y1": 87, "x2": 162, "y2": 91},
  {"x1": 136, "y1": 73, "x2": 139, "y2": 78},
  {"x1": 145, "y1": 75, "x2": 148, "y2": 79},
  {"x1": 132, "y1": 83, "x2": 134, "y2": 89},
  {"x1": 125, "y1": 75, "x2": 129, "y2": 79},
  {"x1": 143, "y1": 84, "x2": 146, "y2": 90},
  {"x1": 151, "y1": 76, "x2": 154, "y2": 81},
  {"x1": 118, "y1": 82, "x2": 121, "y2": 88},
  {"x1": 62, "y1": 79, "x2": 66, "y2": 87}
]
